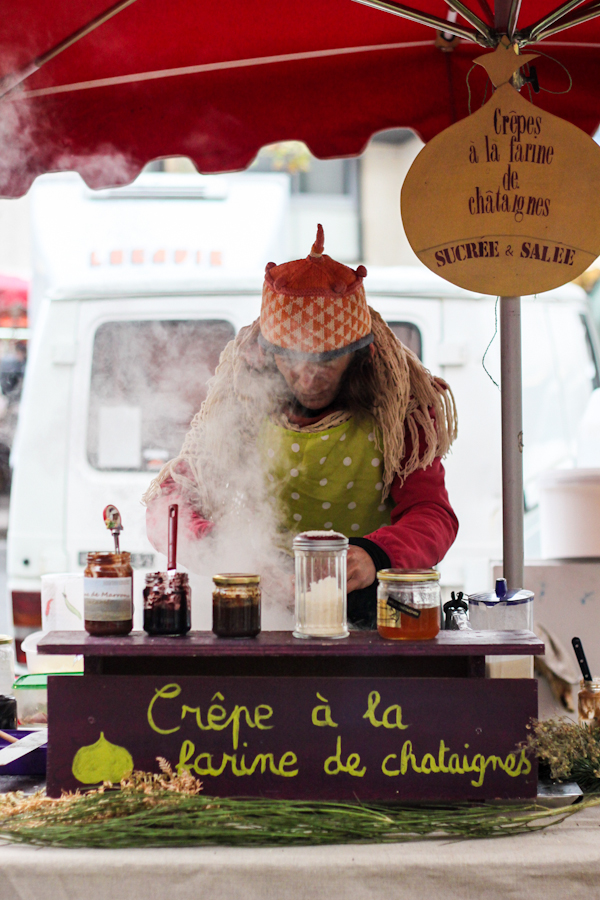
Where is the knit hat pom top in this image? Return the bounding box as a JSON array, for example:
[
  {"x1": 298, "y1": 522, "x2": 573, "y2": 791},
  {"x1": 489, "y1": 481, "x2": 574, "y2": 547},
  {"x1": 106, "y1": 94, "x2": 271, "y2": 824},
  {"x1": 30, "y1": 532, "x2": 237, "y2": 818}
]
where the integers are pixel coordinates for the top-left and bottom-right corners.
[
  {"x1": 260, "y1": 225, "x2": 372, "y2": 359},
  {"x1": 264, "y1": 224, "x2": 367, "y2": 297}
]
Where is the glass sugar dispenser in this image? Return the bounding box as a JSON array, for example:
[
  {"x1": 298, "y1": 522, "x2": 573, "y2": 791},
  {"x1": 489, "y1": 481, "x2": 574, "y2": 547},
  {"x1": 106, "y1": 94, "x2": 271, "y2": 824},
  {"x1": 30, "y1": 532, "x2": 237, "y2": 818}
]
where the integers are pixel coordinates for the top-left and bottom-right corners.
[
  {"x1": 293, "y1": 530, "x2": 349, "y2": 639},
  {"x1": 377, "y1": 569, "x2": 441, "y2": 640}
]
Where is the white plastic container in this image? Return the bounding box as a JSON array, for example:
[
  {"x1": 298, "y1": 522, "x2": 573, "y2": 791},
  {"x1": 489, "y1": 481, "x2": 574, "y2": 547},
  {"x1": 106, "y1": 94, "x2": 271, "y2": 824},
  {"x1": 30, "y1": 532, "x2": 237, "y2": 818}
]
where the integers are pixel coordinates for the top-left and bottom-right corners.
[
  {"x1": 41, "y1": 573, "x2": 85, "y2": 633},
  {"x1": 13, "y1": 673, "x2": 47, "y2": 726},
  {"x1": 539, "y1": 469, "x2": 600, "y2": 559},
  {"x1": 21, "y1": 631, "x2": 83, "y2": 674}
]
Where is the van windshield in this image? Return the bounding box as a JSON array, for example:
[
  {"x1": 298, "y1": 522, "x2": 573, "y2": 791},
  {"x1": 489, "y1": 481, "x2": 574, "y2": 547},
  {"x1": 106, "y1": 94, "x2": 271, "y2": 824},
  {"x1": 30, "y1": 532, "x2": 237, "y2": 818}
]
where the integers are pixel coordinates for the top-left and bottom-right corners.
[{"x1": 87, "y1": 319, "x2": 235, "y2": 471}]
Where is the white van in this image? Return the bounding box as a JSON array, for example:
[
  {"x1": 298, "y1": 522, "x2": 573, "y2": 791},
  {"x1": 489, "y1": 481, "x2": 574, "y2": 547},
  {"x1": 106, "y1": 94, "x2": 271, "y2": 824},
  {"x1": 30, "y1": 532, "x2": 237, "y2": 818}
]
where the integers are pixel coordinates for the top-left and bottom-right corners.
[{"x1": 7, "y1": 174, "x2": 600, "y2": 650}]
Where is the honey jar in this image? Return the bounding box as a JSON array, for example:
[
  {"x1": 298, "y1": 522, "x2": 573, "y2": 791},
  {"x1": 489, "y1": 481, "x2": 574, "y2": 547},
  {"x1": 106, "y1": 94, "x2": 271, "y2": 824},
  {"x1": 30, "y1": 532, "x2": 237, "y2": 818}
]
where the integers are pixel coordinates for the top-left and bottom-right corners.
[
  {"x1": 377, "y1": 569, "x2": 440, "y2": 640},
  {"x1": 84, "y1": 551, "x2": 133, "y2": 636},
  {"x1": 212, "y1": 574, "x2": 261, "y2": 638},
  {"x1": 578, "y1": 678, "x2": 600, "y2": 726}
]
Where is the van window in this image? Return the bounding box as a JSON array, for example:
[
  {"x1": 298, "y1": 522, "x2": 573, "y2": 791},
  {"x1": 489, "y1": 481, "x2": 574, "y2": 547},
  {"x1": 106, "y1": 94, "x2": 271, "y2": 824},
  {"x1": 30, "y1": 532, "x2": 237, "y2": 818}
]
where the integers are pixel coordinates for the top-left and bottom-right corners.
[
  {"x1": 387, "y1": 322, "x2": 422, "y2": 359},
  {"x1": 87, "y1": 320, "x2": 235, "y2": 471}
]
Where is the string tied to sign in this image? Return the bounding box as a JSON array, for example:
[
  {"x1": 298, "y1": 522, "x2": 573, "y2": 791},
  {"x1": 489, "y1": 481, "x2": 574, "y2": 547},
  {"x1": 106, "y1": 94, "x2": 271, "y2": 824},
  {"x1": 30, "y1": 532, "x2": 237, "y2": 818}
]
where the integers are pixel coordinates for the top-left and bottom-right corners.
[
  {"x1": 481, "y1": 297, "x2": 500, "y2": 391},
  {"x1": 466, "y1": 46, "x2": 573, "y2": 116}
]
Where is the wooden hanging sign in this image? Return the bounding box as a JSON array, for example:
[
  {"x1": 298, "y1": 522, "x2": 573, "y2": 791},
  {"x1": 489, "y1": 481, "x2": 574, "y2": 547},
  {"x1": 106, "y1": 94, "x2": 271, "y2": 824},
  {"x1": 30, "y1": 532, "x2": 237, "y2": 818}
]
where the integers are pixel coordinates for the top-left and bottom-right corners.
[{"x1": 401, "y1": 40, "x2": 600, "y2": 296}]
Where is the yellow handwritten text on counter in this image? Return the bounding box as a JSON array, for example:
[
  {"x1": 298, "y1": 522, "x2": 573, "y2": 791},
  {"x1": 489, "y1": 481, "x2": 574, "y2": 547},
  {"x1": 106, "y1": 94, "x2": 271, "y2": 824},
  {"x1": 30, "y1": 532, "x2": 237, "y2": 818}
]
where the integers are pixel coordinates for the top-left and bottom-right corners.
[
  {"x1": 362, "y1": 691, "x2": 409, "y2": 729},
  {"x1": 147, "y1": 683, "x2": 273, "y2": 749},
  {"x1": 382, "y1": 740, "x2": 532, "y2": 788},
  {"x1": 324, "y1": 736, "x2": 366, "y2": 777},
  {"x1": 176, "y1": 740, "x2": 298, "y2": 778}
]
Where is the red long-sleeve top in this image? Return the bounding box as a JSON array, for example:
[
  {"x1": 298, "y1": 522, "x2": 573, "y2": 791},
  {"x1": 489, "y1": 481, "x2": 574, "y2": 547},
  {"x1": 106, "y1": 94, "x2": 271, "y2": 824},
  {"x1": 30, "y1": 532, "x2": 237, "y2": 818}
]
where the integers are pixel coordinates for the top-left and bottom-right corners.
[{"x1": 364, "y1": 455, "x2": 457, "y2": 568}]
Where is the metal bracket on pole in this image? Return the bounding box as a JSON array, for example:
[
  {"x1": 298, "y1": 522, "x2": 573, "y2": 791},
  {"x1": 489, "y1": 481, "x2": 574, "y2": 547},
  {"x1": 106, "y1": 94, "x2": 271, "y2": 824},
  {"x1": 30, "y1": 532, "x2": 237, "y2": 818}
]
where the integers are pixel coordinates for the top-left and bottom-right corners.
[{"x1": 500, "y1": 295, "x2": 524, "y2": 590}]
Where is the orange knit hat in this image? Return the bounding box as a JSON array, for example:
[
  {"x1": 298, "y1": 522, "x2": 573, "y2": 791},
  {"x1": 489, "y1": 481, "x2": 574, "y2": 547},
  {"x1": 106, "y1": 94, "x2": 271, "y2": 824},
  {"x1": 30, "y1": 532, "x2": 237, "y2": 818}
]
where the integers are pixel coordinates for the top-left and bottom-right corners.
[{"x1": 259, "y1": 224, "x2": 373, "y2": 360}]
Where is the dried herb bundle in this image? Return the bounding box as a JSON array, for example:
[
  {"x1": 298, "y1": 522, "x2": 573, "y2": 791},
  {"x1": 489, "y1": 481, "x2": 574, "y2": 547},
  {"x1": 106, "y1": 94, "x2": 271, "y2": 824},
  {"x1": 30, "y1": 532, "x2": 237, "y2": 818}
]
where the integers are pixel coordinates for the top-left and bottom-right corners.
[
  {"x1": 0, "y1": 759, "x2": 598, "y2": 849},
  {"x1": 526, "y1": 719, "x2": 600, "y2": 792}
]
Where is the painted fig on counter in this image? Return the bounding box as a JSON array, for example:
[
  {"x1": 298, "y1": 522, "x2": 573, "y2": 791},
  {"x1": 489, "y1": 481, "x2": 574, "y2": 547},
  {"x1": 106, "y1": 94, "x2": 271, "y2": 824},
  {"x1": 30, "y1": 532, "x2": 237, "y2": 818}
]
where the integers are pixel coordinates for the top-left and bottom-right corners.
[{"x1": 72, "y1": 732, "x2": 133, "y2": 784}]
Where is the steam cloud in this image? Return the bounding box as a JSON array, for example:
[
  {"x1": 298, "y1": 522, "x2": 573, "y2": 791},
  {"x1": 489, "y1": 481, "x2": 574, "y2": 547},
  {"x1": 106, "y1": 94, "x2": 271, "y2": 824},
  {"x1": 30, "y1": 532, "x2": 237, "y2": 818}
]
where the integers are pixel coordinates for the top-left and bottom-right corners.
[{"x1": 147, "y1": 353, "x2": 297, "y2": 630}]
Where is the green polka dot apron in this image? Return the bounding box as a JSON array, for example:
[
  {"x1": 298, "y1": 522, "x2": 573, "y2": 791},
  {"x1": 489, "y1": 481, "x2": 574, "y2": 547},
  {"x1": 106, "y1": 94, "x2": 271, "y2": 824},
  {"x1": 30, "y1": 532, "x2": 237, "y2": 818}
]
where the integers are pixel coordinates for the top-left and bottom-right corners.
[{"x1": 260, "y1": 416, "x2": 394, "y2": 538}]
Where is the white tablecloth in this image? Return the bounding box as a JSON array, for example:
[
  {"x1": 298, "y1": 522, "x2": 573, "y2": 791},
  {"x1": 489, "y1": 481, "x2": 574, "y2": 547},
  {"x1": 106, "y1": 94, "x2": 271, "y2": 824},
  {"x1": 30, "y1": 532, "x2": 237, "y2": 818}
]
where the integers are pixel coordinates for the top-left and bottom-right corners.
[{"x1": 1, "y1": 806, "x2": 599, "y2": 900}]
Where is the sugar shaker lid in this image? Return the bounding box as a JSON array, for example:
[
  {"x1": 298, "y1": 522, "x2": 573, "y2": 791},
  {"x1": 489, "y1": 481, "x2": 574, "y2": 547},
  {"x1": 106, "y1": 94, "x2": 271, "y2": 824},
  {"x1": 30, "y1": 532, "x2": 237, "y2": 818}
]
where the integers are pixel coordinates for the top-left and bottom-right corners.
[{"x1": 293, "y1": 530, "x2": 349, "y2": 550}]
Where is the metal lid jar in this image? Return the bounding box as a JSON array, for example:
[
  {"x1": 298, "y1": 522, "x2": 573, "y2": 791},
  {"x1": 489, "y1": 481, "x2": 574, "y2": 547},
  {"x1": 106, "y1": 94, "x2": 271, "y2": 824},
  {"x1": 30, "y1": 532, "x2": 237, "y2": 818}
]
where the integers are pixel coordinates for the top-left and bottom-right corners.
[
  {"x1": 84, "y1": 551, "x2": 133, "y2": 637},
  {"x1": 377, "y1": 568, "x2": 441, "y2": 641},
  {"x1": 468, "y1": 587, "x2": 534, "y2": 631},
  {"x1": 578, "y1": 678, "x2": 600, "y2": 725},
  {"x1": 293, "y1": 531, "x2": 349, "y2": 639},
  {"x1": 212, "y1": 574, "x2": 261, "y2": 638}
]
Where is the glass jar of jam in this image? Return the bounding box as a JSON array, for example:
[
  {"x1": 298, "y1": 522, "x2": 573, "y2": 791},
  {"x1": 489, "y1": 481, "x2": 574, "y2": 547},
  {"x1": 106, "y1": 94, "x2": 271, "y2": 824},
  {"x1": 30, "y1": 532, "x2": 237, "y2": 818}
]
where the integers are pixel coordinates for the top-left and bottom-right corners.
[
  {"x1": 144, "y1": 572, "x2": 191, "y2": 636},
  {"x1": 212, "y1": 574, "x2": 261, "y2": 638},
  {"x1": 84, "y1": 551, "x2": 133, "y2": 636},
  {"x1": 578, "y1": 678, "x2": 600, "y2": 725},
  {"x1": 377, "y1": 569, "x2": 441, "y2": 641}
]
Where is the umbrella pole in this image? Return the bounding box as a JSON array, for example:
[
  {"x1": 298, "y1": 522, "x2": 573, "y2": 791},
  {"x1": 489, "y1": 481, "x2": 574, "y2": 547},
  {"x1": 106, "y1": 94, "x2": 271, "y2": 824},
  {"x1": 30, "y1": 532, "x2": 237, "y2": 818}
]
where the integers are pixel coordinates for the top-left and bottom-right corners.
[{"x1": 500, "y1": 295, "x2": 524, "y2": 590}]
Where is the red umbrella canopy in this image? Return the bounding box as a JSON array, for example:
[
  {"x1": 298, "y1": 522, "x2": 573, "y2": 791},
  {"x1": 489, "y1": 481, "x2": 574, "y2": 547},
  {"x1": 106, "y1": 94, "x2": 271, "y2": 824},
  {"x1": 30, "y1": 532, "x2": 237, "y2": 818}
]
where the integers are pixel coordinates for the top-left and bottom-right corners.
[{"x1": 1, "y1": 0, "x2": 600, "y2": 196}]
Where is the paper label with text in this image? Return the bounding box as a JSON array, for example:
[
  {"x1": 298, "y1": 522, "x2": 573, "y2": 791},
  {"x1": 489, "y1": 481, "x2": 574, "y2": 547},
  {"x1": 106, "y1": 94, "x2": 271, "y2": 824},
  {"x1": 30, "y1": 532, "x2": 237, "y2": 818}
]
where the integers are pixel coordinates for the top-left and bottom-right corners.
[{"x1": 84, "y1": 576, "x2": 132, "y2": 622}]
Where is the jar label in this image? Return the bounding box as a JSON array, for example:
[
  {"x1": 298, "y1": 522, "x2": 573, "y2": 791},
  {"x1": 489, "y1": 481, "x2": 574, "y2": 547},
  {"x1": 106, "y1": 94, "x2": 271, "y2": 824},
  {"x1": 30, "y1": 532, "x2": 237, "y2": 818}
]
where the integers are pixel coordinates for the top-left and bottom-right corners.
[
  {"x1": 386, "y1": 596, "x2": 421, "y2": 619},
  {"x1": 84, "y1": 577, "x2": 133, "y2": 622},
  {"x1": 377, "y1": 596, "x2": 421, "y2": 628}
]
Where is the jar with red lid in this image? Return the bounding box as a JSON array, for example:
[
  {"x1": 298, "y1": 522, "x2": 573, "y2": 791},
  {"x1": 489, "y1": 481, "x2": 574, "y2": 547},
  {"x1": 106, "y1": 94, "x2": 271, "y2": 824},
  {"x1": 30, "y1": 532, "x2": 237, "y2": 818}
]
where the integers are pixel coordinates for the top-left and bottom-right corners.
[{"x1": 84, "y1": 551, "x2": 133, "y2": 636}]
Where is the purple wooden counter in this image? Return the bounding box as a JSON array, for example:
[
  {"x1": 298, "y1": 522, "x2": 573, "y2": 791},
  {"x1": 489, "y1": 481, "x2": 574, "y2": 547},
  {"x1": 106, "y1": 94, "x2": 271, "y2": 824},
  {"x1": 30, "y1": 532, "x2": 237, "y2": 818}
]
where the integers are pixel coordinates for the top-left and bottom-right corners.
[
  {"x1": 38, "y1": 629, "x2": 544, "y2": 678},
  {"x1": 39, "y1": 630, "x2": 544, "y2": 800}
]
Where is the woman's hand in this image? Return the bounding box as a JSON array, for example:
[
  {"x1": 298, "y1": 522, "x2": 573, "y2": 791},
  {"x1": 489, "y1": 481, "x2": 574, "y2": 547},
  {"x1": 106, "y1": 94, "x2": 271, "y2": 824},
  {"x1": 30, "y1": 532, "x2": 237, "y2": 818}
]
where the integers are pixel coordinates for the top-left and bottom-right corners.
[{"x1": 347, "y1": 545, "x2": 376, "y2": 593}]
